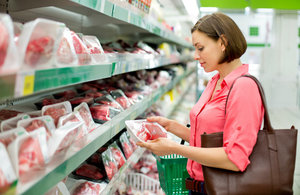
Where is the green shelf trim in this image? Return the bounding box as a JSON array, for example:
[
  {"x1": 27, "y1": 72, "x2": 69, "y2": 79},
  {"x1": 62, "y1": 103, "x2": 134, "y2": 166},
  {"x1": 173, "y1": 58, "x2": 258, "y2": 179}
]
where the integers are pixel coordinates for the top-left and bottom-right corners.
[
  {"x1": 247, "y1": 43, "x2": 271, "y2": 47},
  {"x1": 113, "y1": 5, "x2": 129, "y2": 22},
  {"x1": 34, "y1": 64, "x2": 112, "y2": 92}
]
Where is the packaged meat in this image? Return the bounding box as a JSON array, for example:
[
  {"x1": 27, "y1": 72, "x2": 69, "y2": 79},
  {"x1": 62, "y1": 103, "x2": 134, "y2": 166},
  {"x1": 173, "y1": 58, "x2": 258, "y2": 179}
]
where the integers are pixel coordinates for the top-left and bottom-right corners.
[
  {"x1": 77, "y1": 84, "x2": 98, "y2": 93},
  {"x1": 53, "y1": 90, "x2": 77, "y2": 99},
  {"x1": 0, "y1": 109, "x2": 22, "y2": 122},
  {"x1": 87, "y1": 153, "x2": 103, "y2": 166},
  {"x1": 34, "y1": 97, "x2": 64, "y2": 109},
  {"x1": 0, "y1": 127, "x2": 27, "y2": 147},
  {"x1": 58, "y1": 112, "x2": 88, "y2": 140},
  {"x1": 124, "y1": 91, "x2": 144, "y2": 104},
  {"x1": 125, "y1": 119, "x2": 168, "y2": 142},
  {"x1": 69, "y1": 97, "x2": 94, "y2": 108},
  {"x1": 109, "y1": 142, "x2": 126, "y2": 169},
  {"x1": 94, "y1": 94, "x2": 123, "y2": 111},
  {"x1": 1, "y1": 114, "x2": 30, "y2": 132},
  {"x1": 75, "y1": 164, "x2": 104, "y2": 180},
  {"x1": 68, "y1": 179, "x2": 106, "y2": 195},
  {"x1": 42, "y1": 101, "x2": 72, "y2": 127},
  {"x1": 84, "y1": 90, "x2": 106, "y2": 98},
  {"x1": 17, "y1": 116, "x2": 55, "y2": 140},
  {"x1": 17, "y1": 18, "x2": 65, "y2": 69},
  {"x1": 0, "y1": 142, "x2": 17, "y2": 190},
  {"x1": 101, "y1": 149, "x2": 118, "y2": 180},
  {"x1": 47, "y1": 121, "x2": 82, "y2": 157},
  {"x1": 0, "y1": 14, "x2": 20, "y2": 75},
  {"x1": 55, "y1": 27, "x2": 78, "y2": 66},
  {"x1": 110, "y1": 89, "x2": 131, "y2": 109},
  {"x1": 119, "y1": 133, "x2": 133, "y2": 159},
  {"x1": 82, "y1": 35, "x2": 107, "y2": 64},
  {"x1": 89, "y1": 104, "x2": 121, "y2": 124},
  {"x1": 70, "y1": 31, "x2": 91, "y2": 65},
  {"x1": 74, "y1": 102, "x2": 97, "y2": 133},
  {"x1": 7, "y1": 127, "x2": 49, "y2": 177},
  {"x1": 45, "y1": 181, "x2": 70, "y2": 195},
  {"x1": 125, "y1": 131, "x2": 137, "y2": 151}
]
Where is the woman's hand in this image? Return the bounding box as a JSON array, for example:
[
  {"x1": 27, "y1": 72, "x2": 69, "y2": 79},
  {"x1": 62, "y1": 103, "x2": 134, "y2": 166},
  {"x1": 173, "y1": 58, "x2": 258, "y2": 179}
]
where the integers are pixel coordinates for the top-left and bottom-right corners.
[{"x1": 136, "y1": 138, "x2": 179, "y2": 156}]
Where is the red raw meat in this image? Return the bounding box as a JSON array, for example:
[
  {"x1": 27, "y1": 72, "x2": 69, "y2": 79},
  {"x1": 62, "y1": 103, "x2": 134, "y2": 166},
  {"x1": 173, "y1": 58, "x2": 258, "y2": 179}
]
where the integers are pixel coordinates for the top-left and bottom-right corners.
[
  {"x1": 43, "y1": 107, "x2": 66, "y2": 126},
  {"x1": 0, "y1": 133, "x2": 20, "y2": 147},
  {"x1": 25, "y1": 36, "x2": 54, "y2": 66},
  {"x1": 94, "y1": 99, "x2": 121, "y2": 110},
  {"x1": 85, "y1": 91, "x2": 105, "y2": 98},
  {"x1": 144, "y1": 122, "x2": 167, "y2": 140},
  {"x1": 18, "y1": 137, "x2": 44, "y2": 176},
  {"x1": 0, "y1": 22, "x2": 9, "y2": 67},
  {"x1": 73, "y1": 181, "x2": 101, "y2": 195},
  {"x1": 88, "y1": 153, "x2": 102, "y2": 165},
  {"x1": 110, "y1": 147, "x2": 125, "y2": 169},
  {"x1": 129, "y1": 138, "x2": 137, "y2": 151},
  {"x1": 90, "y1": 105, "x2": 110, "y2": 121},
  {"x1": 75, "y1": 164, "x2": 104, "y2": 180},
  {"x1": 42, "y1": 98, "x2": 63, "y2": 106},
  {"x1": 69, "y1": 97, "x2": 93, "y2": 106},
  {"x1": 104, "y1": 161, "x2": 117, "y2": 180},
  {"x1": 54, "y1": 90, "x2": 77, "y2": 99},
  {"x1": 0, "y1": 109, "x2": 22, "y2": 121},
  {"x1": 78, "y1": 84, "x2": 98, "y2": 92},
  {"x1": 25, "y1": 120, "x2": 51, "y2": 138},
  {"x1": 122, "y1": 142, "x2": 133, "y2": 159},
  {"x1": 136, "y1": 127, "x2": 151, "y2": 142},
  {"x1": 78, "y1": 106, "x2": 92, "y2": 129},
  {"x1": 70, "y1": 31, "x2": 91, "y2": 65},
  {"x1": 56, "y1": 37, "x2": 74, "y2": 64},
  {"x1": 115, "y1": 97, "x2": 130, "y2": 109}
]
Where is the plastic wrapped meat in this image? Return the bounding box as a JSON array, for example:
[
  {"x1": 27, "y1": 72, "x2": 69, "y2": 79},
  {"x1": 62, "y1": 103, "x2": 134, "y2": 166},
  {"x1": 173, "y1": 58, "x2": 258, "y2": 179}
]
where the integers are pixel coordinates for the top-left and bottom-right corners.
[
  {"x1": 109, "y1": 142, "x2": 126, "y2": 169},
  {"x1": 94, "y1": 94, "x2": 123, "y2": 110},
  {"x1": 119, "y1": 133, "x2": 133, "y2": 159},
  {"x1": 90, "y1": 104, "x2": 121, "y2": 123},
  {"x1": 43, "y1": 107, "x2": 66, "y2": 127},
  {"x1": 143, "y1": 122, "x2": 167, "y2": 140},
  {"x1": 0, "y1": 142, "x2": 17, "y2": 189},
  {"x1": 110, "y1": 90, "x2": 131, "y2": 109},
  {"x1": 53, "y1": 90, "x2": 77, "y2": 99},
  {"x1": 0, "y1": 109, "x2": 22, "y2": 121},
  {"x1": 75, "y1": 164, "x2": 104, "y2": 180},
  {"x1": 25, "y1": 36, "x2": 54, "y2": 66},
  {"x1": 25, "y1": 119, "x2": 51, "y2": 138},
  {"x1": 70, "y1": 31, "x2": 91, "y2": 65},
  {"x1": 101, "y1": 149, "x2": 118, "y2": 180},
  {"x1": 74, "y1": 102, "x2": 97, "y2": 132},
  {"x1": 0, "y1": 21, "x2": 9, "y2": 68},
  {"x1": 73, "y1": 181, "x2": 101, "y2": 195},
  {"x1": 69, "y1": 97, "x2": 94, "y2": 107}
]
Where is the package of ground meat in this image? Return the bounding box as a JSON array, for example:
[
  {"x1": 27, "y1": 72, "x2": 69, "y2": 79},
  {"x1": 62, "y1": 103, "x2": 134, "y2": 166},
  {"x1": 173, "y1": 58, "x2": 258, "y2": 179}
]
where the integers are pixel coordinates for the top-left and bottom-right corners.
[
  {"x1": 58, "y1": 112, "x2": 88, "y2": 140},
  {"x1": 1, "y1": 114, "x2": 30, "y2": 132},
  {"x1": 125, "y1": 119, "x2": 167, "y2": 142},
  {"x1": 55, "y1": 27, "x2": 78, "y2": 67},
  {"x1": 17, "y1": 115, "x2": 55, "y2": 140},
  {"x1": 82, "y1": 35, "x2": 106, "y2": 64},
  {"x1": 69, "y1": 97, "x2": 94, "y2": 108},
  {"x1": 68, "y1": 179, "x2": 106, "y2": 195},
  {"x1": 7, "y1": 127, "x2": 49, "y2": 177},
  {"x1": 119, "y1": 133, "x2": 133, "y2": 159},
  {"x1": 0, "y1": 127, "x2": 27, "y2": 147},
  {"x1": 74, "y1": 102, "x2": 97, "y2": 133},
  {"x1": 70, "y1": 31, "x2": 91, "y2": 65},
  {"x1": 47, "y1": 121, "x2": 82, "y2": 157},
  {"x1": 109, "y1": 142, "x2": 126, "y2": 169},
  {"x1": 101, "y1": 148, "x2": 118, "y2": 180},
  {"x1": 94, "y1": 94, "x2": 123, "y2": 111},
  {"x1": 42, "y1": 101, "x2": 72, "y2": 127},
  {"x1": 74, "y1": 163, "x2": 104, "y2": 180},
  {"x1": 17, "y1": 18, "x2": 65, "y2": 69},
  {"x1": 0, "y1": 14, "x2": 20, "y2": 75},
  {"x1": 110, "y1": 90, "x2": 131, "y2": 109},
  {"x1": 0, "y1": 109, "x2": 22, "y2": 122},
  {"x1": 53, "y1": 90, "x2": 77, "y2": 99},
  {"x1": 89, "y1": 104, "x2": 121, "y2": 124},
  {"x1": 0, "y1": 142, "x2": 17, "y2": 191}
]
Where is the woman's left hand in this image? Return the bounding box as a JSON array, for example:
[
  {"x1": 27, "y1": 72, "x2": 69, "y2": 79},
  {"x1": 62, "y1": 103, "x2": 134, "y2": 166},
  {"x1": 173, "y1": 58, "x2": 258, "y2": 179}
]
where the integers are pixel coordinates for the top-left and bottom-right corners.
[{"x1": 136, "y1": 138, "x2": 179, "y2": 156}]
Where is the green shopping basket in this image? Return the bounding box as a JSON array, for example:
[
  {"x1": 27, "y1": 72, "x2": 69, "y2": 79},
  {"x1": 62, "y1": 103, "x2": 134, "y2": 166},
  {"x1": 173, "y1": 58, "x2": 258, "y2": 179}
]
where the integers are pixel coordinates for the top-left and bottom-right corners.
[{"x1": 156, "y1": 154, "x2": 189, "y2": 195}]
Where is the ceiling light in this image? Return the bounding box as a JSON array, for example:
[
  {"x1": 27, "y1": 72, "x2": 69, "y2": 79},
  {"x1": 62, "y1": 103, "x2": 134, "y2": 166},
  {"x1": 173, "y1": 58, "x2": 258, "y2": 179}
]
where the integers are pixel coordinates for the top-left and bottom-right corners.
[
  {"x1": 256, "y1": 8, "x2": 274, "y2": 14},
  {"x1": 199, "y1": 7, "x2": 218, "y2": 13}
]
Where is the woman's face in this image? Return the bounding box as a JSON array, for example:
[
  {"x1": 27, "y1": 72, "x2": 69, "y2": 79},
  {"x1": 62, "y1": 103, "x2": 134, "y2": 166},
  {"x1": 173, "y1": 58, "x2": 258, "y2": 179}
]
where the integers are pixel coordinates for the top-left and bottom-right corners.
[{"x1": 192, "y1": 30, "x2": 225, "y2": 72}]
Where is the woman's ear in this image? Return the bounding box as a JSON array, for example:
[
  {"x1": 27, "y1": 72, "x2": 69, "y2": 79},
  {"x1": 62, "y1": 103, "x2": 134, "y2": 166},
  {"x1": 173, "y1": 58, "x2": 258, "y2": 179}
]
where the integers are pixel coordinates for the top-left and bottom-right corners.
[{"x1": 219, "y1": 34, "x2": 228, "y2": 52}]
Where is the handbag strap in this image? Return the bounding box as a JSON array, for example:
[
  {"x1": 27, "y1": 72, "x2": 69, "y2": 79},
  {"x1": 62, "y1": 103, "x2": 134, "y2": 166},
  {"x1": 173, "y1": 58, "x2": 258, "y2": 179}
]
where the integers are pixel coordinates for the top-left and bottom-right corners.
[{"x1": 225, "y1": 74, "x2": 274, "y2": 133}]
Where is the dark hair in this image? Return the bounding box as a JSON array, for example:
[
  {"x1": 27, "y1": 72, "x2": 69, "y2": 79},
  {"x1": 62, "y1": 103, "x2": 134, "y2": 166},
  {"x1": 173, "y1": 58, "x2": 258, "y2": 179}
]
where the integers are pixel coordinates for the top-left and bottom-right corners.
[{"x1": 191, "y1": 12, "x2": 247, "y2": 63}]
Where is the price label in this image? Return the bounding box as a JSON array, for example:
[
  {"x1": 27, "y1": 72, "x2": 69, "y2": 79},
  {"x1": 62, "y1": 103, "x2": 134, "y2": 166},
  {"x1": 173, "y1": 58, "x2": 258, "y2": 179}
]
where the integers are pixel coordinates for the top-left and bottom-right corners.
[{"x1": 23, "y1": 75, "x2": 35, "y2": 95}]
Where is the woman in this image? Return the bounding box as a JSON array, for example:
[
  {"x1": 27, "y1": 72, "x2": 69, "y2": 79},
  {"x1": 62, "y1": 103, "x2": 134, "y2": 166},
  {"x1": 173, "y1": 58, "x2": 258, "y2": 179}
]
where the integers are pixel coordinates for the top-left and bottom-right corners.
[{"x1": 137, "y1": 12, "x2": 264, "y2": 194}]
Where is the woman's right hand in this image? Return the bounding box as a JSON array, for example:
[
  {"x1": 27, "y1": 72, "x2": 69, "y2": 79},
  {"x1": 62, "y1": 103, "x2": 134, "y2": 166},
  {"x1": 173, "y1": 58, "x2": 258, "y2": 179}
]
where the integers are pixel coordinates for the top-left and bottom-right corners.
[{"x1": 146, "y1": 116, "x2": 173, "y2": 133}]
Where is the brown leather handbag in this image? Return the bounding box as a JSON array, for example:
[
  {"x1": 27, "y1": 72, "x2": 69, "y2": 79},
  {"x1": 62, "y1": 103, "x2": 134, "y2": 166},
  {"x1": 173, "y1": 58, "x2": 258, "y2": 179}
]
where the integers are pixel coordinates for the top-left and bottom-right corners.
[{"x1": 201, "y1": 75, "x2": 298, "y2": 195}]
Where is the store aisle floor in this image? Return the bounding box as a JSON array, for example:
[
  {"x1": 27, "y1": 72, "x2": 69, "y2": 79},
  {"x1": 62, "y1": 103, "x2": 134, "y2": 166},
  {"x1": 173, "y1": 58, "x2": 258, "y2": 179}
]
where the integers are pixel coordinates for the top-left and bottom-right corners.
[{"x1": 268, "y1": 107, "x2": 300, "y2": 194}]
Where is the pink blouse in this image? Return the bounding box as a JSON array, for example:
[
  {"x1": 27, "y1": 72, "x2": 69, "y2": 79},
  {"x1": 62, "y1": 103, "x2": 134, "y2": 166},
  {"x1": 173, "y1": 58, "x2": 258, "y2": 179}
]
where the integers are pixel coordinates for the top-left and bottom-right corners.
[{"x1": 187, "y1": 64, "x2": 264, "y2": 181}]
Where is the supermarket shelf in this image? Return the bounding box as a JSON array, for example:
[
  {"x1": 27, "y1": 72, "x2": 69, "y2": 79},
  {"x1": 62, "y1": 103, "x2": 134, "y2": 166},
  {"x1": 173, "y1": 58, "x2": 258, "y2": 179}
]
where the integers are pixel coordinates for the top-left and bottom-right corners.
[
  {"x1": 0, "y1": 54, "x2": 192, "y2": 105},
  {"x1": 18, "y1": 68, "x2": 194, "y2": 195},
  {"x1": 7, "y1": 0, "x2": 192, "y2": 48}
]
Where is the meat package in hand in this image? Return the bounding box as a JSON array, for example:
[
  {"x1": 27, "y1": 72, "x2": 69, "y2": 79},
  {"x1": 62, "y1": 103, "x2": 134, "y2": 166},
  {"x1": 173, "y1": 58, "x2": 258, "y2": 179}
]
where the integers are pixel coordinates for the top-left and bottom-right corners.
[
  {"x1": 125, "y1": 120, "x2": 167, "y2": 142},
  {"x1": 109, "y1": 142, "x2": 126, "y2": 169},
  {"x1": 72, "y1": 181, "x2": 101, "y2": 195},
  {"x1": 42, "y1": 101, "x2": 72, "y2": 127},
  {"x1": 75, "y1": 164, "x2": 104, "y2": 180}
]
